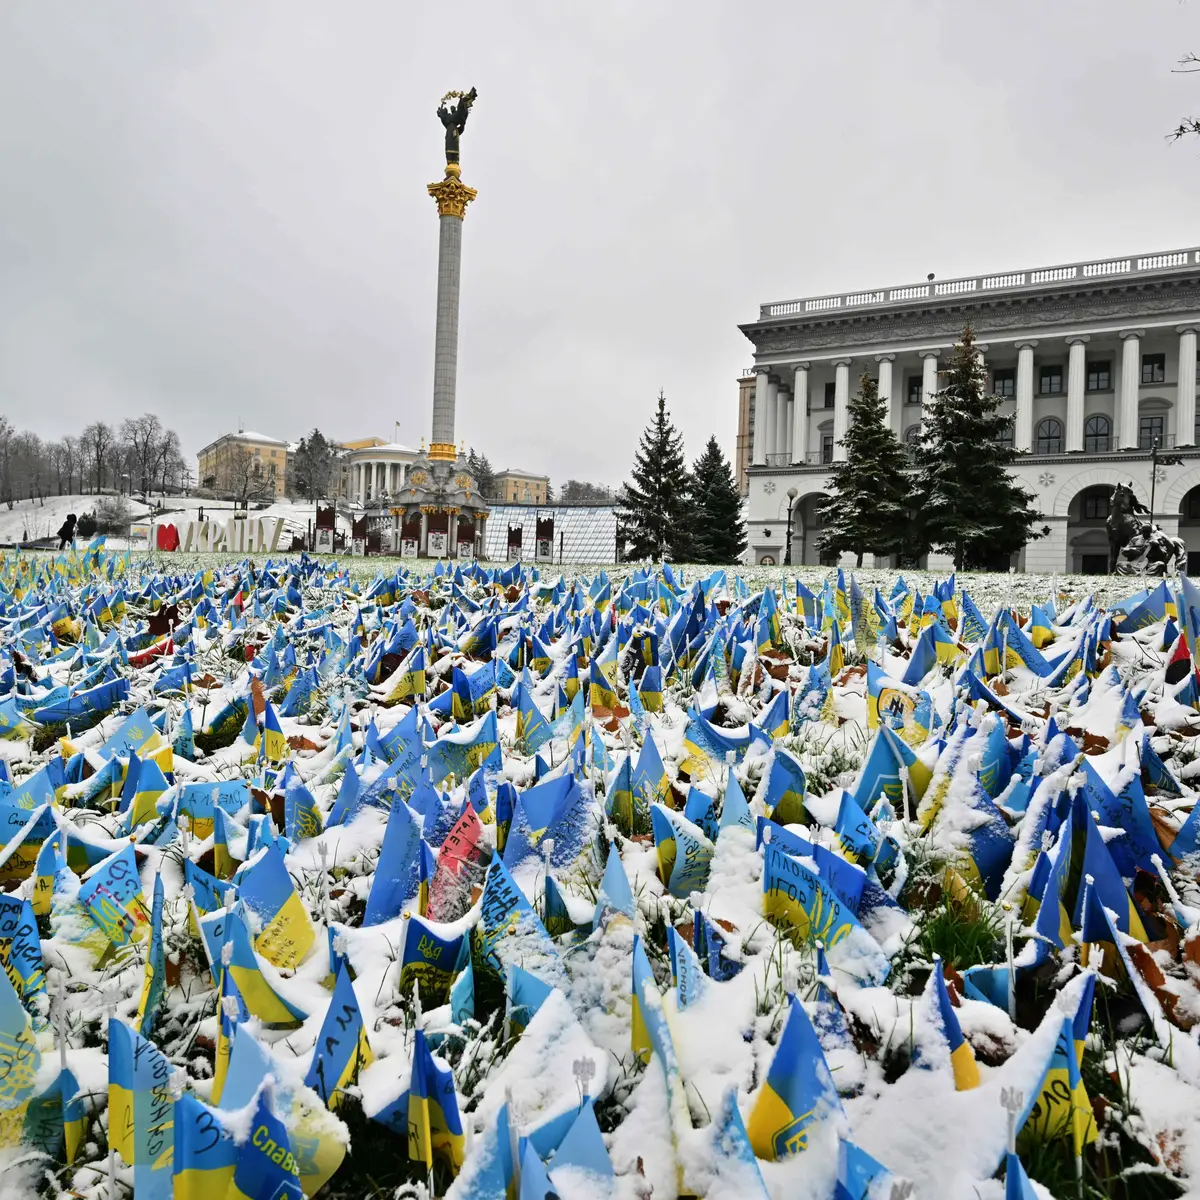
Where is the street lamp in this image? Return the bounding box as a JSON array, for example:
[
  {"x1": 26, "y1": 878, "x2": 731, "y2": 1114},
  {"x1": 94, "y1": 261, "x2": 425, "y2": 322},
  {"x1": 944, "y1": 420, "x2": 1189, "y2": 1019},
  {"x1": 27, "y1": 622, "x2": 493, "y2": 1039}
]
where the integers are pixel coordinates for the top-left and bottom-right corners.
[
  {"x1": 783, "y1": 487, "x2": 799, "y2": 565},
  {"x1": 1149, "y1": 438, "x2": 1184, "y2": 523}
]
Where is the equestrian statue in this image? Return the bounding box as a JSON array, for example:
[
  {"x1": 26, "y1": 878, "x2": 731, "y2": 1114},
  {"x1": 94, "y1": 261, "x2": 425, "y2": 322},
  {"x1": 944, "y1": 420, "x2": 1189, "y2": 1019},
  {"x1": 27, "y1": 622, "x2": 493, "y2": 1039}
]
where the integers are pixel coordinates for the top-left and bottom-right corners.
[{"x1": 1106, "y1": 481, "x2": 1186, "y2": 575}]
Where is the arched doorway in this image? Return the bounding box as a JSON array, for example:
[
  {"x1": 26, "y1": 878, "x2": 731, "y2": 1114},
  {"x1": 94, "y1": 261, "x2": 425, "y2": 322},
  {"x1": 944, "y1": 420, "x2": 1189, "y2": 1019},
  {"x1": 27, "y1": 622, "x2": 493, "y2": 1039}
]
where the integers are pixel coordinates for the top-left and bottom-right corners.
[
  {"x1": 1066, "y1": 485, "x2": 1111, "y2": 574},
  {"x1": 1179, "y1": 485, "x2": 1200, "y2": 575},
  {"x1": 794, "y1": 493, "x2": 833, "y2": 566}
]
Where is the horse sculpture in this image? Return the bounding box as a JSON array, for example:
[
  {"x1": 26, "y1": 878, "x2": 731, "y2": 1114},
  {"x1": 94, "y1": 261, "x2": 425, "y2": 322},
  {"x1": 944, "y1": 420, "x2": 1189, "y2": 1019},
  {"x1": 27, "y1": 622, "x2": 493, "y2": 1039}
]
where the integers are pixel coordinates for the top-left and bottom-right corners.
[{"x1": 1106, "y1": 481, "x2": 1186, "y2": 576}]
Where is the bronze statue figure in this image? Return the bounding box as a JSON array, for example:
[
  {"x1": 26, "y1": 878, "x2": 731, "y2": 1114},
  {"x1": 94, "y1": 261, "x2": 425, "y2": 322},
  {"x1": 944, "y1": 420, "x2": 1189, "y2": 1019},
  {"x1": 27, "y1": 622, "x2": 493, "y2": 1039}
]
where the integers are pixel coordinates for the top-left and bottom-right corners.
[
  {"x1": 1106, "y1": 480, "x2": 1185, "y2": 575},
  {"x1": 437, "y1": 87, "x2": 478, "y2": 165}
]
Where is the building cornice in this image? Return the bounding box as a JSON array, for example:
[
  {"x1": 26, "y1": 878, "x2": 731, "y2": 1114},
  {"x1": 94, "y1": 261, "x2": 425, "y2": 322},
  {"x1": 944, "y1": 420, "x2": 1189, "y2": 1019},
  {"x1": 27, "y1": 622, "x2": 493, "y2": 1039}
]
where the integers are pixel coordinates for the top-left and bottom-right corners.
[{"x1": 742, "y1": 276, "x2": 1200, "y2": 358}]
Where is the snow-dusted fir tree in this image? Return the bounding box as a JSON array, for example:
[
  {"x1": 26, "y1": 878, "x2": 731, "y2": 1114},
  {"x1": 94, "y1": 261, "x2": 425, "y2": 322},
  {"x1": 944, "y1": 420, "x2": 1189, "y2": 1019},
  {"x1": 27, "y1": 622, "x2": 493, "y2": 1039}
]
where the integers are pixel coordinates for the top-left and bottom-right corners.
[
  {"x1": 911, "y1": 326, "x2": 1041, "y2": 569},
  {"x1": 617, "y1": 391, "x2": 694, "y2": 561},
  {"x1": 815, "y1": 374, "x2": 912, "y2": 566},
  {"x1": 690, "y1": 435, "x2": 746, "y2": 563}
]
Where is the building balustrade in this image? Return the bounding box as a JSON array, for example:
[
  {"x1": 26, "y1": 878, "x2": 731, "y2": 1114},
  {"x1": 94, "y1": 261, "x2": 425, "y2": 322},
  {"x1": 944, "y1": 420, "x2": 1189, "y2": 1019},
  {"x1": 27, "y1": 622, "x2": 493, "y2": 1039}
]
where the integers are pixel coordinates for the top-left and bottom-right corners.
[{"x1": 758, "y1": 246, "x2": 1200, "y2": 320}]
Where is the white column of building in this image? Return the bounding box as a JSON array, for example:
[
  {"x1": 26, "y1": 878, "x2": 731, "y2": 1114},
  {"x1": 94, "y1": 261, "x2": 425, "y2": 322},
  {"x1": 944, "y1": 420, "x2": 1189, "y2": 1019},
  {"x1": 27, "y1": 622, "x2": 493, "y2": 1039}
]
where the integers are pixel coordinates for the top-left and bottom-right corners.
[
  {"x1": 1014, "y1": 341, "x2": 1037, "y2": 452},
  {"x1": 832, "y1": 359, "x2": 851, "y2": 461},
  {"x1": 1065, "y1": 336, "x2": 1089, "y2": 453},
  {"x1": 919, "y1": 351, "x2": 939, "y2": 433},
  {"x1": 776, "y1": 388, "x2": 791, "y2": 458},
  {"x1": 356, "y1": 462, "x2": 364, "y2": 504},
  {"x1": 781, "y1": 393, "x2": 793, "y2": 460},
  {"x1": 875, "y1": 354, "x2": 897, "y2": 435},
  {"x1": 1178, "y1": 325, "x2": 1198, "y2": 447},
  {"x1": 791, "y1": 363, "x2": 809, "y2": 463},
  {"x1": 763, "y1": 377, "x2": 779, "y2": 462},
  {"x1": 1119, "y1": 330, "x2": 1144, "y2": 450},
  {"x1": 751, "y1": 369, "x2": 770, "y2": 465}
]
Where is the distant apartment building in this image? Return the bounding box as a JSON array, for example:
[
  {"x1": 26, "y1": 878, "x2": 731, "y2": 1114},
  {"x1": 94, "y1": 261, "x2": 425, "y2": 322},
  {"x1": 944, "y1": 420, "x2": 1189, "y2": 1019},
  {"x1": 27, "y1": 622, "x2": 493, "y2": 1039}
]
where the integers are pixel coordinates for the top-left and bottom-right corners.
[
  {"x1": 734, "y1": 369, "x2": 756, "y2": 496},
  {"x1": 197, "y1": 430, "x2": 289, "y2": 499},
  {"x1": 495, "y1": 468, "x2": 550, "y2": 504}
]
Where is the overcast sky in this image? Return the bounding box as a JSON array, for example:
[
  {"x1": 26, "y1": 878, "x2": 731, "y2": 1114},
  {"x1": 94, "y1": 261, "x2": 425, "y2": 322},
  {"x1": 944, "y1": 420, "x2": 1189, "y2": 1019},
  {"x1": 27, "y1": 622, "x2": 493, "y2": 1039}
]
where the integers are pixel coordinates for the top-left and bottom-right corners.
[{"x1": 1, "y1": 1, "x2": 1198, "y2": 488}]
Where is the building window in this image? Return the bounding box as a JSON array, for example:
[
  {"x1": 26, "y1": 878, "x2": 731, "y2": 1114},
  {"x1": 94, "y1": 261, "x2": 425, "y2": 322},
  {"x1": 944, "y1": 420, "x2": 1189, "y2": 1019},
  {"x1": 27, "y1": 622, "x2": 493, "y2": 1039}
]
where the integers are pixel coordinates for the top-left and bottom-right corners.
[
  {"x1": 820, "y1": 433, "x2": 834, "y2": 463},
  {"x1": 1082, "y1": 492, "x2": 1110, "y2": 520},
  {"x1": 823, "y1": 381, "x2": 836, "y2": 409},
  {"x1": 1187, "y1": 491, "x2": 1200, "y2": 520},
  {"x1": 1141, "y1": 353, "x2": 1166, "y2": 384},
  {"x1": 1038, "y1": 366, "x2": 1063, "y2": 395},
  {"x1": 1035, "y1": 417, "x2": 1063, "y2": 455},
  {"x1": 903, "y1": 425, "x2": 920, "y2": 449},
  {"x1": 1083, "y1": 414, "x2": 1111, "y2": 453},
  {"x1": 906, "y1": 376, "x2": 923, "y2": 405},
  {"x1": 993, "y1": 368, "x2": 1016, "y2": 397},
  {"x1": 994, "y1": 419, "x2": 1014, "y2": 449},
  {"x1": 1086, "y1": 361, "x2": 1111, "y2": 391},
  {"x1": 1138, "y1": 414, "x2": 1165, "y2": 450}
]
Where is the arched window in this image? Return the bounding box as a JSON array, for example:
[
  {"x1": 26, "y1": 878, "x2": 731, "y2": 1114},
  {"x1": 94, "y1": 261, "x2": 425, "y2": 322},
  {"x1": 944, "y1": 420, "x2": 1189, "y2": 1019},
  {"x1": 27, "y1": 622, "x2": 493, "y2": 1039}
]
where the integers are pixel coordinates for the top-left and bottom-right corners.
[
  {"x1": 1083, "y1": 414, "x2": 1111, "y2": 453},
  {"x1": 903, "y1": 425, "x2": 920, "y2": 448},
  {"x1": 1036, "y1": 417, "x2": 1063, "y2": 455}
]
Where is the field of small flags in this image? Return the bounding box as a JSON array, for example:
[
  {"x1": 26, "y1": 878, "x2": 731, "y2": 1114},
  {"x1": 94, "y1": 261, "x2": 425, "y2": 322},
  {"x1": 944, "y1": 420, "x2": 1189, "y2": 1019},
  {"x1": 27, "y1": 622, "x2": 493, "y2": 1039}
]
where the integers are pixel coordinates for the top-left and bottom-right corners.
[{"x1": 4, "y1": 546, "x2": 1200, "y2": 1198}]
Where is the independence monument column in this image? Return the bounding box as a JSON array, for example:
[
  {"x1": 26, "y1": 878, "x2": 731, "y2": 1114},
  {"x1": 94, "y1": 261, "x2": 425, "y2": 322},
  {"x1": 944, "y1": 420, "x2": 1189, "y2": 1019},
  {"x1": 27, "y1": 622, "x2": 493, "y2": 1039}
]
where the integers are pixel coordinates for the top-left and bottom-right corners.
[
  {"x1": 426, "y1": 87, "x2": 478, "y2": 462},
  {"x1": 398, "y1": 88, "x2": 488, "y2": 559}
]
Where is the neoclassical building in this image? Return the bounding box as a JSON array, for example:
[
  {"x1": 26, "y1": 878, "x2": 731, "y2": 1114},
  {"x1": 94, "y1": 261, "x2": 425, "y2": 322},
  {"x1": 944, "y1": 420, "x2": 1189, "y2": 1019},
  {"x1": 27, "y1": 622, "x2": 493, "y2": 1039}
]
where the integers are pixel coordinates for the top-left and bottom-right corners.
[
  {"x1": 335, "y1": 437, "x2": 419, "y2": 505},
  {"x1": 738, "y1": 246, "x2": 1200, "y2": 573}
]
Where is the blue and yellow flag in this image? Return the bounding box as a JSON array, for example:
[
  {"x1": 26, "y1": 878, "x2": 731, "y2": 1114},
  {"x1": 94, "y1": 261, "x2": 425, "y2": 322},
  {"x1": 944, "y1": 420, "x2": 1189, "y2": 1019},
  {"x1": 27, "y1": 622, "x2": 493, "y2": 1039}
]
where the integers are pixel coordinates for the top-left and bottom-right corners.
[
  {"x1": 409, "y1": 1028, "x2": 465, "y2": 1173},
  {"x1": 364, "y1": 800, "x2": 423, "y2": 926},
  {"x1": 866, "y1": 661, "x2": 933, "y2": 748},
  {"x1": 594, "y1": 843, "x2": 636, "y2": 927},
  {"x1": 1019, "y1": 1016, "x2": 1097, "y2": 1154},
  {"x1": 237, "y1": 844, "x2": 315, "y2": 969},
  {"x1": 746, "y1": 995, "x2": 842, "y2": 1161},
  {"x1": 173, "y1": 1091, "x2": 238, "y2": 1200},
  {"x1": 283, "y1": 776, "x2": 322, "y2": 843},
  {"x1": 1074, "y1": 808, "x2": 1148, "y2": 944},
  {"x1": 0, "y1": 962, "x2": 39, "y2": 1143},
  {"x1": 398, "y1": 914, "x2": 464, "y2": 1006},
  {"x1": 107, "y1": 1018, "x2": 173, "y2": 1199},
  {"x1": 136, "y1": 873, "x2": 166, "y2": 1038},
  {"x1": 229, "y1": 1088, "x2": 304, "y2": 1200},
  {"x1": 473, "y1": 858, "x2": 559, "y2": 983},
  {"x1": 254, "y1": 700, "x2": 289, "y2": 764},
  {"x1": 212, "y1": 964, "x2": 248, "y2": 1106},
  {"x1": 651, "y1": 804, "x2": 714, "y2": 898},
  {"x1": 79, "y1": 843, "x2": 150, "y2": 948},
  {"x1": 638, "y1": 664, "x2": 664, "y2": 712},
  {"x1": 304, "y1": 963, "x2": 373, "y2": 1109},
  {"x1": 763, "y1": 747, "x2": 807, "y2": 826},
  {"x1": 201, "y1": 906, "x2": 306, "y2": 1029},
  {"x1": 918, "y1": 958, "x2": 979, "y2": 1090}
]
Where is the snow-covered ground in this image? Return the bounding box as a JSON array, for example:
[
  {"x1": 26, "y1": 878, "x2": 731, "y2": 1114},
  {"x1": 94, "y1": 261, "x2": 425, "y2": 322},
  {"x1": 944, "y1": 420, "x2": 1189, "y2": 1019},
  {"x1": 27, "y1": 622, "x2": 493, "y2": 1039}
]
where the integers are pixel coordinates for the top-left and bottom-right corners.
[{"x1": 0, "y1": 549, "x2": 1196, "y2": 1198}]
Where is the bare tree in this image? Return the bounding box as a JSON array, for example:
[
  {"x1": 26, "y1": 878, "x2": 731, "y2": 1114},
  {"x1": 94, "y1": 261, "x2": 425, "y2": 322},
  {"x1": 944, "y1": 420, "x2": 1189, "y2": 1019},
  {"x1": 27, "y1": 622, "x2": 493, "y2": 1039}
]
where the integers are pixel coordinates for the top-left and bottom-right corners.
[
  {"x1": 152, "y1": 428, "x2": 182, "y2": 495},
  {"x1": 81, "y1": 422, "x2": 115, "y2": 493},
  {"x1": 1172, "y1": 53, "x2": 1200, "y2": 141},
  {"x1": 213, "y1": 442, "x2": 275, "y2": 505},
  {"x1": 119, "y1": 413, "x2": 166, "y2": 495},
  {"x1": 0, "y1": 418, "x2": 14, "y2": 508},
  {"x1": 62, "y1": 436, "x2": 81, "y2": 494}
]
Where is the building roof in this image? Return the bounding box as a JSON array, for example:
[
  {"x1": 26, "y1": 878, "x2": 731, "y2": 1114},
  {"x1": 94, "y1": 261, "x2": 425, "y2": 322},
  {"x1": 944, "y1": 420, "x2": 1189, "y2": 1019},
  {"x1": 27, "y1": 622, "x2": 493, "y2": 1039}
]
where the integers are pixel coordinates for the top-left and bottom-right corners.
[
  {"x1": 233, "y1": 431, "x2": 288, "y2": 445},
  {"x1": 197, "y1": 430, "x2": 289, "y2": 457},
  {"x1": 748, "y1": 244, "x2": 1200, "y2": 326},
  {"x1": 496, "y1": 467, "x2": 549, "y2": 481}
]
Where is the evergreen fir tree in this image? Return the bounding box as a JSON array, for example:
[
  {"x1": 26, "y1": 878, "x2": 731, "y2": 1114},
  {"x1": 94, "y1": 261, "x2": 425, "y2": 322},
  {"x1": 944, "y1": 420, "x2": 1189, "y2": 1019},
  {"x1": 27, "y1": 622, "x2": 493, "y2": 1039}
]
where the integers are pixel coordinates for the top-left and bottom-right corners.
[
  {"x1": 466, "y1": 448, "x2": 496, "y2": 501},
  {"x1": 815, "y1": 374, "x2": 913, "y2": 567},
  {"x1": 616, "y1": 391, "x2": 694, "y2": 561},
  {"x1": 690, "y1": 435, "x2": 746, "y2": 563},
  {"x1": 910, "y1": 326, "x2": 1042, "y2": 569}
]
